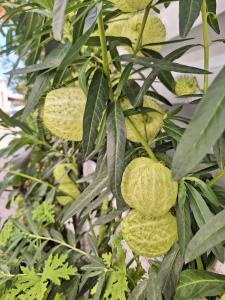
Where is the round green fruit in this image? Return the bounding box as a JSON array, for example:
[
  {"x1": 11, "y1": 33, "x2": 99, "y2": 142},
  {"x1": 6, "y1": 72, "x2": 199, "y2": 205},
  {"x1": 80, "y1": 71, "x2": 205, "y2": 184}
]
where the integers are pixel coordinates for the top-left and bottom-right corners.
[
  {"x1": 107, "y1": 14, "x2": 165, "y2": 53},
  {"x1": 43, "y1": 87, "x2": 86, "y2": 141},
  {"x1": 221, "y1": 295, "x2": 225, "y2": 300},
  {"x1": 126, "y1": 14, "x2": 166, "y2": 52},
  {"x1": 121, "y1": 157, "x2": 178, "y2": 217},
  {"x1": 53, "y1": 163, "x2": 80, "y2": 206},
  {"x1": 110, "y1": 0, "x2": 151, "y2": 12},
  {"x1": 122, "y1": 210, "x2": 178, "y2": 257},
  {"x1": 122, "y1": 98, "x2": 164, "y2": 143},
  {"x1": 175, "y1": 76, "x2": 198, "y2": 96}
]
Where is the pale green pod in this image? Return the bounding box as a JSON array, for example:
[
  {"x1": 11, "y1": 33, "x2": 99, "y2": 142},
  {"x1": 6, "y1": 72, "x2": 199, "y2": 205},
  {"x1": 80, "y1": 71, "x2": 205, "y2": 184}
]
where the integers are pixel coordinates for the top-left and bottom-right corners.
[
  {"x1": 121, "y1": 157, "x2": 178, "y2": 217},
  {"x1": 221, "y1": 294, "x2": 225, "y2": 300},
  {"x1": 53, "y1": 163, "x2": 80, "y2": 206},
  {"x1": 43, "y1": 87, "x2": 86, "y2": 141},
  {"x1": 110, "y1": 0, "x2": 151, "y2": 12},
  {"x1": 107, "y1": 14, "x2": 166, "y2": 53},
  {"x1": 175, "y1": 76, "x2": 198, "y2": 96},
  {"x1": 122, "y1": 210, "x2": 178, "y2": 257},
  {"x1": 122, "y1": 98, "x2": 164, "y2": 143}
]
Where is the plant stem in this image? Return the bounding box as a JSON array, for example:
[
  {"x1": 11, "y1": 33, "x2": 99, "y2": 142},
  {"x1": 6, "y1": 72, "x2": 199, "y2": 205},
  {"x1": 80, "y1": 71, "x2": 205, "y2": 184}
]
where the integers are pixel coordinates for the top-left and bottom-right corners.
[
  {"x1": 0, "y1": 167, "x2": 55, "y2": 189},
  {"x1": 126, "y1": 117, "x2": 157, "y2": 161},
  {"x1": 27, "y1": 233, "x2": 89, "y2": 257},
  {"x1": 133, "y1": 4, "x2": 151, "y2": 54},
  {"x1": 208, "y1": 168, "x2": 225, "y2": 187},
  {"x1": 196, "y1": 256, "x2": 204, "y2": 270},
  {"x1": 97, "y1": 11, "x2": 113, "y2": 100},
  {"x1": 201, "y1": 0, "x2": 209, "y2": 92}
]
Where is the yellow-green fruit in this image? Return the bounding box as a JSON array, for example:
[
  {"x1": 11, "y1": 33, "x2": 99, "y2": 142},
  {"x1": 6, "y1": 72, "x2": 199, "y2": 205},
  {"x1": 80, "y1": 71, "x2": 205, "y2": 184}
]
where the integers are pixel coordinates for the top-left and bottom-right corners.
[
  {"x1": 121, "y1": 157, "x2": 178, "y2": 217},
  {"x1": 126, "y1": 14, "x2": 166, "y2": 52},
  {"x1": 43, "y1": 87, "x2": 86, "y2": 141},
  {"x1": 110, "y1": 0, "x2": 151, "y2": 12},
  {"x1": 122, "y1": 98, "x2": 164, "y2": 143},
  {"x1": 122, "y1": 210, "x2": 178, "y2": 257},
  {"x1": 175, "y1": 76, "x2": 198, "y2": 96},
  {"x1": 107, "y1": 14, "x2": 165, "y2": 52},
  {"x1": 53, "y1": 163, "x2": 80, "y2": 206},
  {"x1": 221, "y1": 295, "x2": 225, "y2": 300}
]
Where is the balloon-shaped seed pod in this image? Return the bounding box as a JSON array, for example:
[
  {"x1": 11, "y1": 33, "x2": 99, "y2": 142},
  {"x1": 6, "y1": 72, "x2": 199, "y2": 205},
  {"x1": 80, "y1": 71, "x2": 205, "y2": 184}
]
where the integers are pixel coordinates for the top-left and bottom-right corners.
[
  {"x1": 53, "y1": 163, "x2": 80, "y2": 206},
  {"x1": 122, "y1": 210, "x2": 178, "y2": 257},
  {"x1": 110, "y1": 0, "x2": 151, "y2": 13},
  {"x1": 221, "y1": 295, "x2": 225, "y2": 300},
  {"x1": 107, "y1": 14, "x2": 165, "y2": 53},
  {"x1": 122, "y1": 98, "x2": 164, "y2": 143},
  {"x1": 126, "y1": 14, "x2": 166, "y2": 52},
  {"x1": 43, "y1": 87, "x2": 86, "y2": 141},
  {"x1": 121, "y1": 157, "x2": 178, "y2": 217},
  {"x1": 175, "y1": 76, "x2": 198, "y2": 96}
]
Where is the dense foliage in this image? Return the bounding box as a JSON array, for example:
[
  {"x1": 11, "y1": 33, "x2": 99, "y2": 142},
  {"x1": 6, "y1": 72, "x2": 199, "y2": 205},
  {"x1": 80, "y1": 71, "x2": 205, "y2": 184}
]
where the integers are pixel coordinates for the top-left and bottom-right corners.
[{"x1": 0, "y1": 0, "x2": 225, "y2": 299}]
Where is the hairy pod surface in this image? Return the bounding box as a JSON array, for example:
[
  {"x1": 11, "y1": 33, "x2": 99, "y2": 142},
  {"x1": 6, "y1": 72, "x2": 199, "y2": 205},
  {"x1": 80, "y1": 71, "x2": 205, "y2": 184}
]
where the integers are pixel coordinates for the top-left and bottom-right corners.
[
  {"x1": 107, "y1": 14, "x2": 166, "y2": 53},
  {"x1": 110, "y1": 0, "x2": 151, "y2": 12},
  {"x1": 121, "y1": 157, "x2": 178, "y2": 217},
  {"x1": 175, "y1": 76, "x2": 198, "y2": 96},
  {"x1": 122, "y1": 210, "x2": 178, "y2": 257},
  {"x1": 43, "y1": 87, "x2": 86, "y2": 141},
  {"x1": 122, "y1": 98, "x2": 164, "y2": 143},
  {"x1": 53, "y1": 163, "x2": 80, "y2": 206}
]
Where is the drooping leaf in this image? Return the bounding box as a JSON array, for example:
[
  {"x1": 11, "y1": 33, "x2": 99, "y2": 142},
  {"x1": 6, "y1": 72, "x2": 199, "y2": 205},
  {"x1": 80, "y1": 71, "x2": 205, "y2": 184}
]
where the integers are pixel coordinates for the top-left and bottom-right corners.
[
  {"x1": 83, "y1": 3, "x2": 102, "y2": 34},
  {"x1": 83, "y1": 68, "x2": 109, "y2": 158},
  {"x1": 22, "y1": 72, "x2": 52, "y2": 118},
  {"x1": 172, "y1": 66, "x2": 225, "y2": 180},
  {"x1": 179, "y1": 0, "x2": 202, "y2": 37},
  {"x1": 206, "y1": 0, "x2": 220, "y2": 34},
  {"x1": 159, "y1": 244, "x2": 184, "y2": 300},
  {"x1": 187, "y1": 184, "x2": 224, "y2": 262},
  {"x1": 107, "y1": 102, "x2": 126, "y2": 203},
  {"x1": 185, "y1": 208, "x2": 225, "y2": 263},
  {"x1": 176, "y1": 269, "x2": 225, "y2": 299},
  {"x1": 147, "y1": 264, "x2": 162, "y2": 300},
  {"x1": 214, "y1": 132, "x2": 225, "y2": 169},
  {"x1": 52, "y1": 0, "x2": 68, "y2": 41}
]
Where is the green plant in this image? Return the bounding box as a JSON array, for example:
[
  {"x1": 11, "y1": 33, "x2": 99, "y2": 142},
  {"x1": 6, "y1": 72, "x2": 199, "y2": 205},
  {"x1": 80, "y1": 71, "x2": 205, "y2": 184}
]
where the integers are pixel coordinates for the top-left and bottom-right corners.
[{"x1": 0, "y1": 0, "x2": 225, "y2": 299}]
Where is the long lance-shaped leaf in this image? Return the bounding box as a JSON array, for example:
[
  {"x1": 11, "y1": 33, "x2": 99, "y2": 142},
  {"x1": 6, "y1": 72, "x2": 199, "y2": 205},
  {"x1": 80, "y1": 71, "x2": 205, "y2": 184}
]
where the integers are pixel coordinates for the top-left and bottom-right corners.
[
  {"x1": 52, "y1": 0, "x2": 68, "y2": 41},
  {"x1": 107, "y1": 102, "x2": 126, "y2": 204},
  {"x1": 185, "y1": 208, "x2": 225, "y2": 263},
  {"x1": 176, "y1": 269, "x2": 225, "y2": 299},
  {"x1": 172, "y1": 66, "x2": 225, "y2": 180},
  {"x1": 83, "y1": 68, "x2": 109, "y2": 158},
  {"x1": 179, "y1": 0, "x2": 202, "y2": 38}
]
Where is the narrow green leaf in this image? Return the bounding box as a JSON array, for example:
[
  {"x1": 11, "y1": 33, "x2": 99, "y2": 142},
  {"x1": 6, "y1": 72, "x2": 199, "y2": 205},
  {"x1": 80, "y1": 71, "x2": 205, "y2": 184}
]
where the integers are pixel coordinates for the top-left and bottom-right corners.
[
  {"x1": 147, "y1": 265, "x2": 162, "y2": 300},
  {"x1": 176, "y1": 269, "x2": 225, "y2": 299},
  {"x1": 83, "y1": 3, "x2": 101, "y2": 34},
  {"x1": 179, "y1": 0, "x2": 202, "y2": 37},
  {"x1": 172, "y1": 66, "x2": 225, "y2": 180},
  {"x1": 22, "y1": 73, "x2": 52, "y2": 119},
  {"x1": 0, "y1": 109, "x2": 32, "y2": 134},
  {"x1": 83, "y1": 68, "x2": 109, "y2": 158},
  {"x1": 128, "y1": 280, "x2": 147, "y2": 300},
  {"x1": 185, "y1": 208, "x2": 225, "y2": 263},
  {"x1": 61, "y1": 171, "x2": 108, "y2": 223},
  {"x1": 115, "y1": 63, "x2": 133, "y2": 98},
  {"x1": 187, "y1": 184, "x2": 224, "y2": 262},
  {"x1": 52, "y1": 0, "x2": 68, "y2": 41},
  {"x1": 214, "y1": 132, "x2": 225, "y2": 169},
  {"x1": 120, "y1": 54, "x2": 210, "y2": 75},
  {"x1": 159, "y1": 244, "x2": 184, "y2": 300},
  {"x1": 206, "y1": 0, "x2": 220, "y2": 34},
  {"x1": 176, "y1": 188, "x2": 192, "y2": 258},
  {"x1": 107, "y1": 102, "x2": 126, "y2": 203}
]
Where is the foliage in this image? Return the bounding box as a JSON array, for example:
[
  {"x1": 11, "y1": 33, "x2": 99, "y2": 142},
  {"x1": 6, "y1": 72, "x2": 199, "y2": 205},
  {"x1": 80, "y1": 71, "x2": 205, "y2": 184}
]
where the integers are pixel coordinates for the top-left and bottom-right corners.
[{"x1": 0, "y1": 0, "x2": 225, "y2": 299}]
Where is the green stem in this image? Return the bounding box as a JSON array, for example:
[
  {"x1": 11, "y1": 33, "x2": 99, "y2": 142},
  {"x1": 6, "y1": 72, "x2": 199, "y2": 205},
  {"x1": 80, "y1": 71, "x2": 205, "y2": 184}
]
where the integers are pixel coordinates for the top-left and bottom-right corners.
[
  {"x1": 126, "y1": 117, "x2": 157, "y2": 161},
  {"x1": 0, "y1": 167, "x2": 55, "y2": 189},
  {"x1": 133, "y1": 4, "x2": 151, "y2": 54},
  {"x1": 208, "y1": 168, "x2": 225, "y2": 187},
  {"x1": 196, "y1": 256, "x2": 204, "y2": 270},
  {"x1": 201, "y1": 0, "x2": 209, "y2": 92},
  {"x1": 97, "y1": 11, "x2": 113, "y2": 100},
  {"x1": 27, "y1": 233, "x2": 88, "y2": 257}
]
